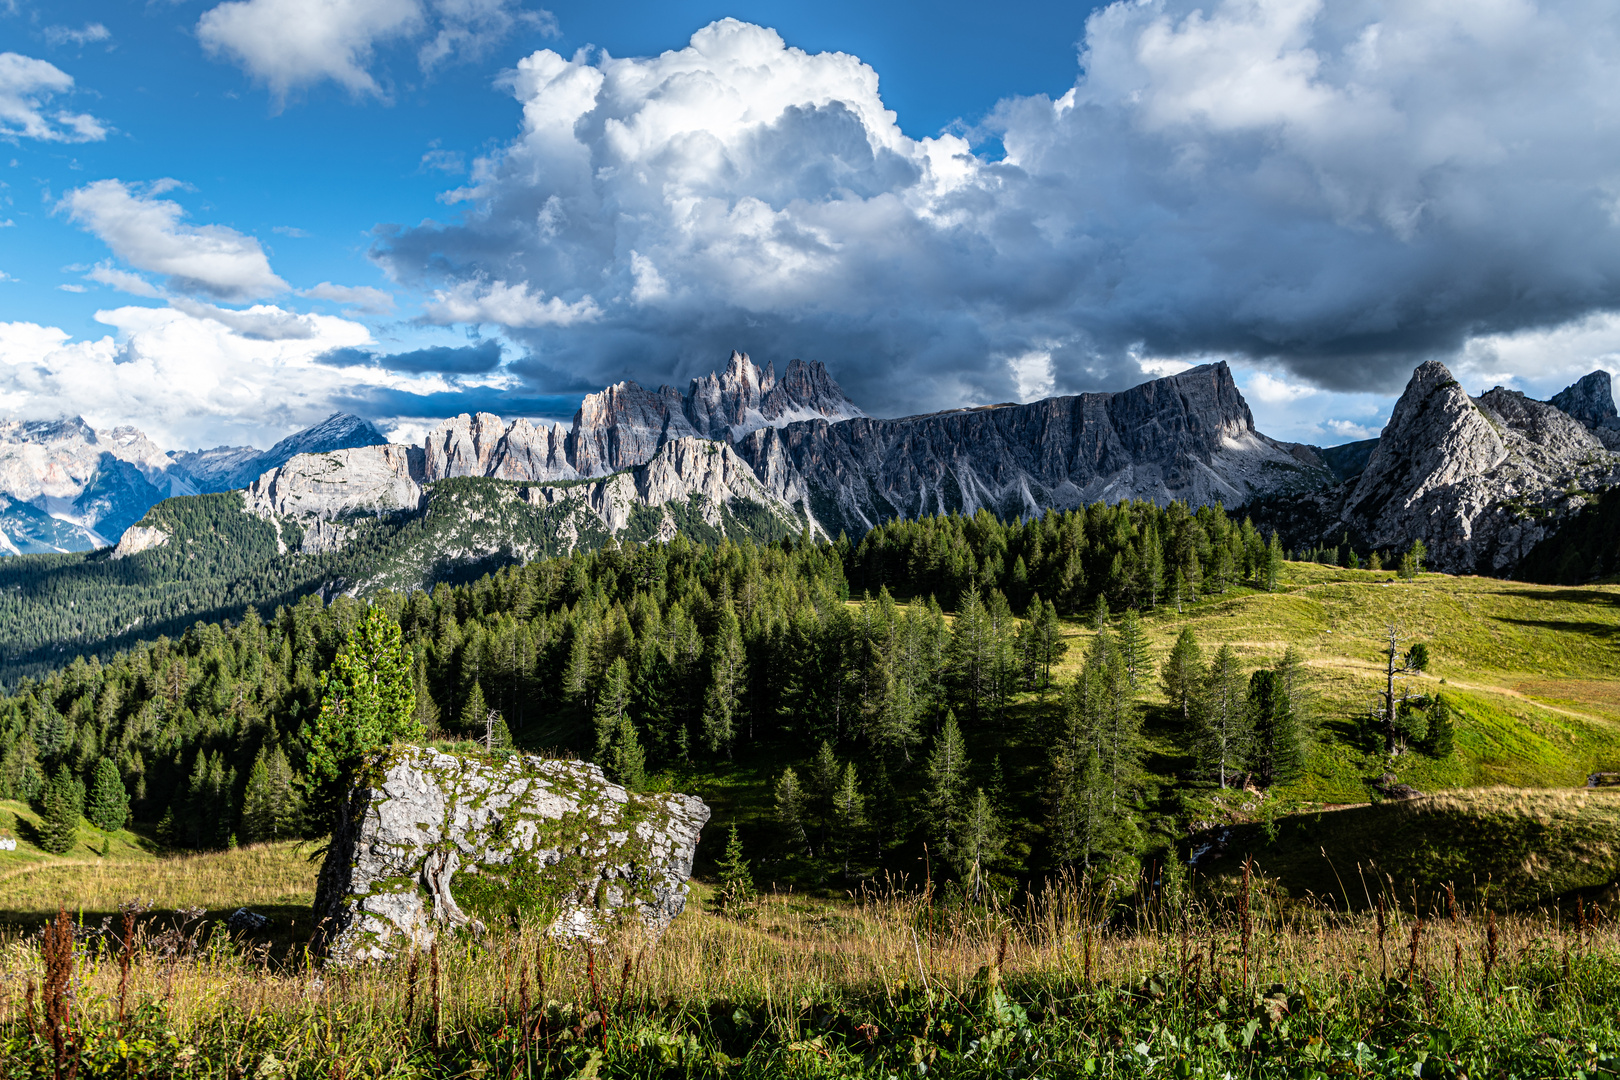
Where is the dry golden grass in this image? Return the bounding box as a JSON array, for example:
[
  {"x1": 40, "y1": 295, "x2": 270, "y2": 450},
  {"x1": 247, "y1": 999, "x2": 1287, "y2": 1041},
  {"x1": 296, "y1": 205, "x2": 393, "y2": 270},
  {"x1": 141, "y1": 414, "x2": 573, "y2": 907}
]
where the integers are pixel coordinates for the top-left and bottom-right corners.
[
  {"x1": 0, "y1": 841, "x2": 316, "y2": 925},
  {"x1": 0, "y1": 875, "x2": 1608, "y2": 1041}
]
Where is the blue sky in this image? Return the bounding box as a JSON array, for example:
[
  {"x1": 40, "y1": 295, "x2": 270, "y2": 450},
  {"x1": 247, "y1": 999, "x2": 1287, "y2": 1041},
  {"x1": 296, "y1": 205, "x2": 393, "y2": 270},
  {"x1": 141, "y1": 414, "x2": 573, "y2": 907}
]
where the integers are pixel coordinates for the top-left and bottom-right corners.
[{"x1": 3, "y1": 0, "x2": 1620, "y2": 451}]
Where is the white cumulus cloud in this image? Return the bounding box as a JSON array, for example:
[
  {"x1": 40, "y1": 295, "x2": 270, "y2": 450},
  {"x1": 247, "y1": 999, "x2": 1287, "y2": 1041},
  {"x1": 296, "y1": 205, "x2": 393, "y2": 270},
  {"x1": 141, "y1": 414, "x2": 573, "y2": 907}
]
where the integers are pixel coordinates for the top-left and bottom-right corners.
[
  {"x1": 370, "y1": 6, "x2": 1620, "y2": 417},
  {"x1": 300, "y1": 281, "x2": 396, "y2": 314},
  {"x1": 59, "y1": 180, "x2": 288, "y2": 301},
  {"x1": 0, "y1": 52, "x2": 108, "y2": 142},
  {"x1": 421, "y1": 279, "x2": 600, "y2": 327},
  {"x1": 86, "y1": 262, "x2": 164, "y2": 298},
  {"x1": 197, "y1": 0, "x2": 555, "y2": 104},
  {"x1": 0, "y1": 308, "x2": 459, "y2": 450}
]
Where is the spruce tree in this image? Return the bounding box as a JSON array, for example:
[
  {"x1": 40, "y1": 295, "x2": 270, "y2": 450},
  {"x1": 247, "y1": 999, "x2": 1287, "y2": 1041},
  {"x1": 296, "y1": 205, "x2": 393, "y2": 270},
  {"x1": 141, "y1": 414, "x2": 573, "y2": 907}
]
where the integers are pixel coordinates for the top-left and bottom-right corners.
[
  {"x1": 608, "y1": 713, "x2": 646, "y2": 791},
  {"x1": 701, "y1": 607, "x2": 747, "y2": 757},
  {"x1": 85, "y1": 757, "x2": 128, "y2": 833},
  {"x1": 1115, "y1": 609, "x2": 1150, "y2": 689},
  {"x1": 1245, "y1": 669, "x2": 1306, "y2": 786},
  {"x1": 715, "y1": 824, "x2": 756, "y2": 913},
  {"x1": 36, "y1": 765, "x2": 82, "y2": 854},
  {"x1": 460, "y1": 681, "x2": 488, "y2": 735},
  {"x1": 829, "y1": 762, "x2": 866, "y2": 877},
  {"x1": 242, "y1": 743, "x2": 302, "y2": 843},
  {"x1": 1426, "y1": 694, "x2": 1456, "y2": 758},
  {"x1": 773, "y1": 766, "x2": 809, "y2": 855},
  {"x1": 958, "y1": 787, "x2": 1004, "y2": 902},
  {"x1": 1264, "y1": 531, "x2": 1283, "y2": 592}
]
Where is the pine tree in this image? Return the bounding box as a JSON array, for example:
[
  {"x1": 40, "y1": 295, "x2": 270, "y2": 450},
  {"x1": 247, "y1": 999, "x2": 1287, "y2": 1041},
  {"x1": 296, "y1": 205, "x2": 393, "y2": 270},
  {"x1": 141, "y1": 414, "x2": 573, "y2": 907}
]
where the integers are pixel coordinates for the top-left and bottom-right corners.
[
  {"x1": 924, "y1": 712, "x2": 969, "y2": 865},
  {"x1": 1246, "y1": 668, "x2": 1306, "y2": 786},
  {"x1": 302, "y1": 607, "x2": 418, "y2": 826},
  {"x1": 593, "y1": 657, "x2": 632, "y2": 759},
  {"x1": 715, "y1": 824, "x2": 756, "y2": 913},
  {"x1": 608, "y1": 713, "x2": 646, "y2": 791},
  {"x1": 85, "y1": 757, "x2": 128, "y2": 832},
  {"x1": 773, "y1": 766, "x2": 809, "y2": 855},
  {"x1": 1160, "y1": 627, "x2": 1204, "y2": 724},
  {"x1": 1199, "y1": 645, "x2": 1252, "y2": 788},
  {"x1": 37, "y1": 764, "x2": 82, "y2": 854}
]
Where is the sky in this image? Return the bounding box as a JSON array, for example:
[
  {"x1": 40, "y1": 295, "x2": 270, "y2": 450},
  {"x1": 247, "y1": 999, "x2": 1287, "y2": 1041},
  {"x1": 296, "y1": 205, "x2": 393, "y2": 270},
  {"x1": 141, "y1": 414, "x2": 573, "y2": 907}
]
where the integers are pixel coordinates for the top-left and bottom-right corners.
[{"x1": 3, "y1": 0, "x2": 1620, "y2": 452}]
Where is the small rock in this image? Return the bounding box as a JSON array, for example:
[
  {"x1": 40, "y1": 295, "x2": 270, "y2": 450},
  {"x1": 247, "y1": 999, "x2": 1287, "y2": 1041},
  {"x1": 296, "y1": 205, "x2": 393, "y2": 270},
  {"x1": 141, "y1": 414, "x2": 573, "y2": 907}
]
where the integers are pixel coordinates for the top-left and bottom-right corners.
[{"x1": 228, "y1": 908, "x2": 270, "y2": 933}]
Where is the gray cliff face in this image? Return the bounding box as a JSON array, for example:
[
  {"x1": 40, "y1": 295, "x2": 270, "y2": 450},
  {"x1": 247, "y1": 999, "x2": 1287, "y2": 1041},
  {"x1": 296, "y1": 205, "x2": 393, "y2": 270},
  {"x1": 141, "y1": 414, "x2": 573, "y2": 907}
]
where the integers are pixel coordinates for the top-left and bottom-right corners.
[
  {"x1": 1549, "y1": 371, "x2": 1620, "y2": 451},
  {"x1": 240, "y1": 437, "x2": 810, "y2": 577},
  {"x1": 1339, "y1": 361, "x2": 1618, "y2": 574},
  {"x1": 242, "y1": 444, "x2": 428, "y2": 551},
  {"x1": 736, "y1": 361, "x2": 1330, "y2": 535},
  {"x1": 568, "y1": 383, "x2": 702, "y2": 479},
  {"x1": 314, "y1": 747, "x2": 709, "y2": 963}
]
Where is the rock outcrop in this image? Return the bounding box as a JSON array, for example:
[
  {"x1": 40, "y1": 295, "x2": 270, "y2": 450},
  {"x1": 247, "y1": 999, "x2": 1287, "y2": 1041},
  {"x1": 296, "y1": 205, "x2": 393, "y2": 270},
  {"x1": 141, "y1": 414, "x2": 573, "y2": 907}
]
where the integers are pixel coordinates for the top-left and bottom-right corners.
[
  {"x1": 243, "y1": 444, "x2": 427, "y2": 525},
  {"x1": 1549, "y1": 371, "x2": 1620, "y2": 450},
  {"x1": 313, "y1": 747, "x2": 709, "y2": 963},
  {"x1": 1337, "y1": 361, "x2": 1619, "y2": 574}
]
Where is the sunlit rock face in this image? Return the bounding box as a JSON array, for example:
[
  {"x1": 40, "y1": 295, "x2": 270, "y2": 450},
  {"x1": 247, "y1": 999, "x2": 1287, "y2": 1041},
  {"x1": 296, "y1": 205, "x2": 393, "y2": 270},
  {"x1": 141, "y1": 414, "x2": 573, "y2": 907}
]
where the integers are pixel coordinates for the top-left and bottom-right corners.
[{"x1": 313, "y1": 747, "x2": 710, "y2": 964}]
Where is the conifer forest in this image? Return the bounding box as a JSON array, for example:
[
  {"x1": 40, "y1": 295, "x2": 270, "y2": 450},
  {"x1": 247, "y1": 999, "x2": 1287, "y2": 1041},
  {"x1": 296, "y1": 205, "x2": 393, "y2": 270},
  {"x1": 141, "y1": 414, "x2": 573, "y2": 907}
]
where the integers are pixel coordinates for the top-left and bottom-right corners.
[{"x1": 0, "y1": 501, "x2": 1355, "y2": 887}]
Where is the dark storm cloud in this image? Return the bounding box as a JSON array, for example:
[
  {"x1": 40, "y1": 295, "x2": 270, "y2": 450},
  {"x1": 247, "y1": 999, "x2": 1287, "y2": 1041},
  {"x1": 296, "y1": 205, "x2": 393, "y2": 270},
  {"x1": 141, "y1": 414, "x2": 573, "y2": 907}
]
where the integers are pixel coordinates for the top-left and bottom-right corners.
[
  {"x1": 317, "y1": 339, "x2": 505, "y2": 375},
  {"x1": 371, "y1": 5, "x2": 1620, "y2": 413}
]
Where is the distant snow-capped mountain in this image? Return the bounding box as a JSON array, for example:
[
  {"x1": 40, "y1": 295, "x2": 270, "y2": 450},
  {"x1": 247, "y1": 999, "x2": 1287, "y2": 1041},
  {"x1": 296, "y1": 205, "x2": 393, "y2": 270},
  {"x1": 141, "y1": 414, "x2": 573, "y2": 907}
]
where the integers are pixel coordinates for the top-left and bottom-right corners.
[{"x1": 0, "y1": 413, "x2": 386, "y2": 554}]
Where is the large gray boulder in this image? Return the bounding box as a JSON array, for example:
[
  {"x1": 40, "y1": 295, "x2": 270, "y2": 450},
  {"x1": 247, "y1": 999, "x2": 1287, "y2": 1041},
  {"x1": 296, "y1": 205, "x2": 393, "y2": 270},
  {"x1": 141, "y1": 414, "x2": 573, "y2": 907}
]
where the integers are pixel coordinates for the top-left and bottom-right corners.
[{"x1": 312, "y1": 747, "x2": 709, "y2": 964}]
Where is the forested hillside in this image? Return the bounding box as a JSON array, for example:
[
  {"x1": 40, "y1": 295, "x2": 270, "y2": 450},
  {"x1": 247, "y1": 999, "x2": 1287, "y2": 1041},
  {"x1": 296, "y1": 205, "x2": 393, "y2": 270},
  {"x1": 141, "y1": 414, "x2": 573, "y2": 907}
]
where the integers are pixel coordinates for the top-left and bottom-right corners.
[{"x1": 0, "y1": 500, "x2": 1326, "y2": 883}]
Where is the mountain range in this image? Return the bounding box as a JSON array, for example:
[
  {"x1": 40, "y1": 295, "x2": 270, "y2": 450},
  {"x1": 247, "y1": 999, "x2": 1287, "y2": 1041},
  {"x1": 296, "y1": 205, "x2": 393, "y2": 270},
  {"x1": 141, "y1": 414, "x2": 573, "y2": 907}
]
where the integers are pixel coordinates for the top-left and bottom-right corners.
[{"x1": 3, "y1": 349, "x2": 1617, "y2": 584}]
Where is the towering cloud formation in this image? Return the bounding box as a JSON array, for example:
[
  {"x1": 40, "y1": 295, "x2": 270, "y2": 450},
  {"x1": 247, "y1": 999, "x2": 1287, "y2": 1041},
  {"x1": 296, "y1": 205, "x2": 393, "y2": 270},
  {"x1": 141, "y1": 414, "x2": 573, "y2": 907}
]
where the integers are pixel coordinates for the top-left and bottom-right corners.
[{"x1": 372, "y1": 3, "x2": 1620, "y2": 415}]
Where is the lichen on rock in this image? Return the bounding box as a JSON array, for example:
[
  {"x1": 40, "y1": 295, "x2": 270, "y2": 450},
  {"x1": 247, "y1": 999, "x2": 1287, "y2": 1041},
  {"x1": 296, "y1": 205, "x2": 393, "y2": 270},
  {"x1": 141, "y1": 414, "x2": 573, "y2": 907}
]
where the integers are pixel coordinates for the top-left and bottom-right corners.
[{"x1": 312, "y1": 746, "x2": 709, "y2": 964}]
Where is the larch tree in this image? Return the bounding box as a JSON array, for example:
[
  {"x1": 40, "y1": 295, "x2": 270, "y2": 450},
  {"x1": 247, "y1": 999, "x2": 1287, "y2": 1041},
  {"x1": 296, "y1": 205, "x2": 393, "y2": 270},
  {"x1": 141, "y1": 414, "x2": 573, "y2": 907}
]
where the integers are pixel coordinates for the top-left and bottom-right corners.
[
  {"x1": 1198, "y1": 644, "x2": 1252, "y2": 788},
  {"x1": 924, "y1": 711, "x2": 969, "y2": 866},
  {"x1": 1160, "y1": 627, "x2": 1204, "y2": 724}
]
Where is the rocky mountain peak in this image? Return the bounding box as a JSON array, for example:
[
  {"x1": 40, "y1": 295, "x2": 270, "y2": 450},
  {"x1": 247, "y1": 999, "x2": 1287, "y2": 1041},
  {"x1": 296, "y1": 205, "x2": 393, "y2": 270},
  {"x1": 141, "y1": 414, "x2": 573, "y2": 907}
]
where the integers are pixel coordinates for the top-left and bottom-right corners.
[
  {"x1": 1337, "y1": 359, "x2": 1618, "y2": 573},
  {"x1": 1549, "y1": 370, "x2": 1620, "y2": 450},
  {"x1": 1550, "y1": 370, "x2": 1617, "y2": 426}
]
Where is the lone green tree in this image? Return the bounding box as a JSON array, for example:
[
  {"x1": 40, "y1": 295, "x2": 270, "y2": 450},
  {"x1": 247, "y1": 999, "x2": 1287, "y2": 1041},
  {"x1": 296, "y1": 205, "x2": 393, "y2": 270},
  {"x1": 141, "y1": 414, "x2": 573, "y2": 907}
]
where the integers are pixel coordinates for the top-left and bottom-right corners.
[
  {"x1": 301, "y1": 607, "x2": 418, "y2": 828},
  {"x1": 85, "y1": 757, "x2": 129, "y2": 833},
  {"x1": 714, "y1": 823, "x2": 756, "y2": 913}
]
